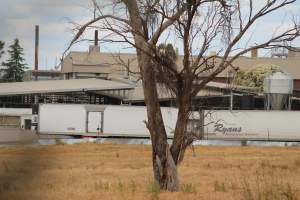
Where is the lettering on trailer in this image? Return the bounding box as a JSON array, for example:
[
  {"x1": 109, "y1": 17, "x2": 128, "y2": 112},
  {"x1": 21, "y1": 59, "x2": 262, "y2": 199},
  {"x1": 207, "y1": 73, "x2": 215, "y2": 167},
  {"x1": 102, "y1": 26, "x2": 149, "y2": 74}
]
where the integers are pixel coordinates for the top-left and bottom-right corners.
[{"x1": 214, "y1": 122, "x2": 242, "y2": 135}]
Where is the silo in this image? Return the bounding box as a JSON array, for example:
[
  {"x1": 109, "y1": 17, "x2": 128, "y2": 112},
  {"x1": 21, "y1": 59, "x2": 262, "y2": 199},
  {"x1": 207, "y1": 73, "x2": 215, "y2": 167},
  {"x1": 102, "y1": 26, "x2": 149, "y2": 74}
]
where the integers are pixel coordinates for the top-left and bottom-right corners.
[{"x1": 264, "y1": 72, "x2": 293, "y2": 110}]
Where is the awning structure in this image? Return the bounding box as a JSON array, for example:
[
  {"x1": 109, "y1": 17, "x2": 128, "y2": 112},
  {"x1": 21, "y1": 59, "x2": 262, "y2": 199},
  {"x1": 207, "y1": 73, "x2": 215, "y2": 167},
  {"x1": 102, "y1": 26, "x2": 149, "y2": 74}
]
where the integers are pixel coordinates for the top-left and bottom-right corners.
[
  {"x1": 0, "y1": 79, "x2": 134, "y2": 96},
  {"x1": 125, "y1": 82, "x2": 255, "y2": 102},
  {"x1": 0, "y1": 78, "x2": 257, "y2": 108}
]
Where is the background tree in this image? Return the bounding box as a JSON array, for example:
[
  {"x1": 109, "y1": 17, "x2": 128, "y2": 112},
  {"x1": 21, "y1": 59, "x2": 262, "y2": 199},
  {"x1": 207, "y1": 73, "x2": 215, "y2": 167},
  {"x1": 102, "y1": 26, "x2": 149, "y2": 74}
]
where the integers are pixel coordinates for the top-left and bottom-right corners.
[
  {"x1": 65, "y1": 0, "x2": 300, "y2": 191},
  {"x1": 1, "y1": 39, "x2": 27, "y2": 82},
  {"x1": 0, "y1": 41, "x2": 4, "y2": 59},
  {"x1": 234, "y1": 64, "x2": 282, "y2": 91},
  {"x1": 0, "y1": 40, "x2": 5, "y2": 81}
]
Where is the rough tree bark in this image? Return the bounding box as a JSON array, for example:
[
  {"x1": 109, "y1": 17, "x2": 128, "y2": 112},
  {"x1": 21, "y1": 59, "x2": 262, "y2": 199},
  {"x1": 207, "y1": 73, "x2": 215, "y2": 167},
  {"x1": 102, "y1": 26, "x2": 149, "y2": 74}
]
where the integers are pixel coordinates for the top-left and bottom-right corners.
[
  {"x1": 171, "y1": 87, "x2": 192, "y2": 164},
  {"x1": 139, "y1": 50, "x2": 179, "y2": 191},
  {"x1": 124, "y1": 0, "x2": 179, "y2": 191}
]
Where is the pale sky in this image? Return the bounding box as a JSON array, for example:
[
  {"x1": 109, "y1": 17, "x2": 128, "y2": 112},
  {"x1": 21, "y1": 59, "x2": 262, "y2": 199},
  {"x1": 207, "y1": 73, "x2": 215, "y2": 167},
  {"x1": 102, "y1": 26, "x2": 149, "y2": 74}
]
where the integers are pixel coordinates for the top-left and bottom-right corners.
[{"x1": 0, "y1": 0, "x2": 300, "y2": 70}]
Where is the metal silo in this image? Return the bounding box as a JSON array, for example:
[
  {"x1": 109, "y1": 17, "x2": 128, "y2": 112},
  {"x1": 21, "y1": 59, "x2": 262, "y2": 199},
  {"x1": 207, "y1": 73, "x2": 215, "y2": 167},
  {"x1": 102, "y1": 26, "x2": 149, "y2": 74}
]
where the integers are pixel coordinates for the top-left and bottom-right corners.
[{"x1": 264, "y1": 72, "x2": 293, "y2": 110}]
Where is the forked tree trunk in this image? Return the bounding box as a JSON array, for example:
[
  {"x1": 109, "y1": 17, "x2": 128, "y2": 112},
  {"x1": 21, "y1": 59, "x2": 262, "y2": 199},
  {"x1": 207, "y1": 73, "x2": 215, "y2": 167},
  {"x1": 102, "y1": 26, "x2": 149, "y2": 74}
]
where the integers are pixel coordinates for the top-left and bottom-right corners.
[
  {"x1": 171, "y1": 93, "x2": 191, "y2": 164},
  {"x1": 124, "y1": 0, "x2": 179, "y2": 191},
  {"x1": 139, "y1": 52, "x2": 179, "y2": 191}
]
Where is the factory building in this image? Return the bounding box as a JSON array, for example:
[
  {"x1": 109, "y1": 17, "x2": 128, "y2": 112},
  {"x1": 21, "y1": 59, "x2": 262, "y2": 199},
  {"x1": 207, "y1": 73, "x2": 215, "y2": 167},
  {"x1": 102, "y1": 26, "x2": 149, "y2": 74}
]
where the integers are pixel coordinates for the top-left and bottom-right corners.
[{"x1": 1, "y1": 29, "x2": 300, "y2": 110}]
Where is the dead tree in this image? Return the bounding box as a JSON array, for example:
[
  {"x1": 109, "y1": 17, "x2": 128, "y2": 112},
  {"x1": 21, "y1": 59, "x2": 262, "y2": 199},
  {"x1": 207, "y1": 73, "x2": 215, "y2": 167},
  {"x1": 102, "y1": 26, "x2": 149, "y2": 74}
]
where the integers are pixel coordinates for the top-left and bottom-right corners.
[{"x1": 64, "y1": 0, "x2": 300, "y2": 191}]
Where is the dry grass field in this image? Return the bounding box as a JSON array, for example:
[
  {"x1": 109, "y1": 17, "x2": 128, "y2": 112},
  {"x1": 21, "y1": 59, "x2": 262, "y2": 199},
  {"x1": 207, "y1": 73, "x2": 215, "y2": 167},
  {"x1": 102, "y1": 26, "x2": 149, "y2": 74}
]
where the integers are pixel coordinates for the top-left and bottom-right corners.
[{"x1": 0, "y1": 143, "x2": 300, "y2": 200}]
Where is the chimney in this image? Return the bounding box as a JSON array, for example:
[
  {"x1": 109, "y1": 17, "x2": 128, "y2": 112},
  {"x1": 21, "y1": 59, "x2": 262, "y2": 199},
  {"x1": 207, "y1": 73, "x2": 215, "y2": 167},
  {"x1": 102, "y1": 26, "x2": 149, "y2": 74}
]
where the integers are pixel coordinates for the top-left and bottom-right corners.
[
  {"x1": 251, "y1": 49, "x2": 258, "y2": 58},
  {"x1": 94, "y1": 30, "x2": 98, "y2": 46},
  {"x1": 89, "y1": 29, "x2": 100, "y2": 53},
  {"x1": 34, "y1": 25, "x2": 39, "y2": 80}
]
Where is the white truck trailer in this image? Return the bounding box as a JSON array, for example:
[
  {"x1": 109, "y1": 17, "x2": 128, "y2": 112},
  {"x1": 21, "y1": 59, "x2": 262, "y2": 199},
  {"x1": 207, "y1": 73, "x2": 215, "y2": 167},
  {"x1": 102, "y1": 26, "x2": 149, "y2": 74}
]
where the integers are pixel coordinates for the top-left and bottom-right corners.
[
  {"x1": 38, "y1": 104, "x2": 178, "y2": 137},
  {"x1": 38, "y1": 104, "x2": 300, "y2": 141},
  {"x1": 203, "y1": 110, "x2": 300, "y2": 141}
]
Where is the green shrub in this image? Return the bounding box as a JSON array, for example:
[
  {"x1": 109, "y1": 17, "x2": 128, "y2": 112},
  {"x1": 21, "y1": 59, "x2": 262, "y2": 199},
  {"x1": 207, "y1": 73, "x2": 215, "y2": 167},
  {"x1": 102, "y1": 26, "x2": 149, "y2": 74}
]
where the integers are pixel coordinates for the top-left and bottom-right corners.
[{"x1": 241, "y1": 139, "x2": 247, "y2": 147}]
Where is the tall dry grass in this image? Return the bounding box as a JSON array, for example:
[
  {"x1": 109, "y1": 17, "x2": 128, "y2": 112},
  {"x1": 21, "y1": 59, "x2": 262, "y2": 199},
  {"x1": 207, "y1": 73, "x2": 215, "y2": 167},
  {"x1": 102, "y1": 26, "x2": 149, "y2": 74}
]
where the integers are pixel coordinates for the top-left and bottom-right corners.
[{"x1": 0, "y1": 144, "x2": 299, "y2": 200}]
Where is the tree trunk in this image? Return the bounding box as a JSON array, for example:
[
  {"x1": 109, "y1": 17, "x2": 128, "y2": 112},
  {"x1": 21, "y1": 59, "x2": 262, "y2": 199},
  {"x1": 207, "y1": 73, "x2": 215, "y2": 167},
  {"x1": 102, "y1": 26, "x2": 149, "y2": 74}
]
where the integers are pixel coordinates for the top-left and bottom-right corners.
[
  {"x1": 139, "y1": 52, "x2": 179, "y2": 191},
  {"x1": 124, "y1": 0, "x2": 179, "y2": 191},
  {"x1": 171, "y1": 93, "x2": 191, "y2": 164}
]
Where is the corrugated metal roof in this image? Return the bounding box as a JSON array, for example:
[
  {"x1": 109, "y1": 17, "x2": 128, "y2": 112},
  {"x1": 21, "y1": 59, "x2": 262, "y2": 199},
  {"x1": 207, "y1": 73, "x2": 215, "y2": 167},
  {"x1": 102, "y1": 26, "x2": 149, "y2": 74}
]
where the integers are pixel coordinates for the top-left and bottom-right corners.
[
  {"x1": 0, "y1": 79, "x2": 134, "y2": 96},
  {"x1": 125, "y1": 82, "x2": 255, "y2": 102},
  {"x1": 126, "y1": 83, "x2": 221, "y2": 102},
  {"x1": 205, "y1": 81, "x2": 255, "y2": 91}
]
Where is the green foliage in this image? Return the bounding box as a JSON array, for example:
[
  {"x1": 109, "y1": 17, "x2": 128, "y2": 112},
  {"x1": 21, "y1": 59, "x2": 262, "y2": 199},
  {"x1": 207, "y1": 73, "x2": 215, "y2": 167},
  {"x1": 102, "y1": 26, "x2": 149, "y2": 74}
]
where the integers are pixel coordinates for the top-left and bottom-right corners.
[
  {"x1": 234, "y1": 64, "x2": 282, "y2": 92},
  {"x1": 241, "y1": 139, "x2": 247, "y2": 146},
  {"x1": 1, "y1": 39, "x2": 27, "y2": 82}
]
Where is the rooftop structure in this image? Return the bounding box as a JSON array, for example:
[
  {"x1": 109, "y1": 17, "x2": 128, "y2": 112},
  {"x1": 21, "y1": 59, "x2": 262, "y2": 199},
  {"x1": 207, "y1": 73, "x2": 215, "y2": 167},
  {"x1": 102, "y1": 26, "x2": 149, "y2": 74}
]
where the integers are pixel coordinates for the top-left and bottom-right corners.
[
  {"x1": 61, "y1": 46, "x2": 300, "y2": 90},
  {"x1": 0, "y1": 79, "x2": 134, "y2": 96},
  {"x1": 23, "y1": 70, "x2": 62, "y2": 81}
]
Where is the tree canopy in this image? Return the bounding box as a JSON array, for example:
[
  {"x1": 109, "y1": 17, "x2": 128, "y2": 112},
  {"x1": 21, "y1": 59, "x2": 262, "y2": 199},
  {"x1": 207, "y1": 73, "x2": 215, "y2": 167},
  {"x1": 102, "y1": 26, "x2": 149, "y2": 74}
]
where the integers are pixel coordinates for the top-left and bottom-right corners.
[
  {"x1": 234, "y1": 64, "x2": 282, "y2": 91},
  {"x1": 0, "y1": 41, "x2": 4, "y2": 59},
  {"x1": 1, "y1": 39, "x2": 27, "y2": 82}
]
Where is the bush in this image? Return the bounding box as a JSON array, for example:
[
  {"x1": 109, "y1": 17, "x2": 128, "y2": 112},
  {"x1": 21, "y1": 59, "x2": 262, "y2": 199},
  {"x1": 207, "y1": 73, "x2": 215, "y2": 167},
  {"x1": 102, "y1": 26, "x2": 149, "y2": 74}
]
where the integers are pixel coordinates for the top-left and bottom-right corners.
[{"x1": 241, "y1": 139, "x2": 247, "y2": 147}]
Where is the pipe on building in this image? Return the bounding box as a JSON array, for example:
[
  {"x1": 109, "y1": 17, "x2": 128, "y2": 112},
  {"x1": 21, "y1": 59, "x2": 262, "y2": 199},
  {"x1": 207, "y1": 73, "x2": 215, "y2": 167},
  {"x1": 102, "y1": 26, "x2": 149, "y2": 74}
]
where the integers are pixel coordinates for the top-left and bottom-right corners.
[
  {"x1": 94, "y1": 30, "x2": 98, "y2": 46},
  {"x1": 34, "y1": 25, "x2": 39, "y2": 81}
]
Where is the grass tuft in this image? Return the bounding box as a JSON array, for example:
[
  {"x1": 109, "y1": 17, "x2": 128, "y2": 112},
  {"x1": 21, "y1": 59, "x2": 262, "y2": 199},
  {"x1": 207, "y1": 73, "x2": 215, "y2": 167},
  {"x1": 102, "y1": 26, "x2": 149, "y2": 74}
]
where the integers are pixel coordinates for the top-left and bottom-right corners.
[
  {"x1": 147, "y1": 181, "x2": 160, "y2": 193},
  {"x1": 241, "y1": 174, "x2": 298, "y2": 200},
  {"x1": 147, "y1": 181, "x2": 160, "y2": 200},
  {"x1": 117, "y1": 179, "x2": 124, "y2": 193},
  {"x1": 181, "y1": 183, "x2": 196, "y2": 193},
  {"x1": 129, "y1": 180, "x2": 136, "y2": 195},
  {"x1": 214, "y1": 180, "x2": 227, "y2": 192}
]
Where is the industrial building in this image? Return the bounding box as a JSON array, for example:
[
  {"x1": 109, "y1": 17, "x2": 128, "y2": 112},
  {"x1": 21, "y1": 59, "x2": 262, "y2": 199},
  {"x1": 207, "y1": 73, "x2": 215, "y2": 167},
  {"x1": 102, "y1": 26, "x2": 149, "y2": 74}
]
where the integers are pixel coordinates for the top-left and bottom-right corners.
[
  {"x1": 1, "y1": 29, "x2": 300, "y2": 111},
  {"x1": 1, "y1": 45, "x2": 300, "y2": 110},
  {"x1": 1, "y1": 28, "x2": 300, "y2": 143}
]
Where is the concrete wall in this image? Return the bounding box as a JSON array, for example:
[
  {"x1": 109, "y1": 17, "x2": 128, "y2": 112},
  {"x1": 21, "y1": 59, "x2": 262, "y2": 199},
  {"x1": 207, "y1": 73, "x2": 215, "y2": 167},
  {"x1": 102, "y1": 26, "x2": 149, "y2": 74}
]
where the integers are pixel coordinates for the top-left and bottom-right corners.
[{"x1": 0, "y1": 108, "x2": 32, "y2": 128}]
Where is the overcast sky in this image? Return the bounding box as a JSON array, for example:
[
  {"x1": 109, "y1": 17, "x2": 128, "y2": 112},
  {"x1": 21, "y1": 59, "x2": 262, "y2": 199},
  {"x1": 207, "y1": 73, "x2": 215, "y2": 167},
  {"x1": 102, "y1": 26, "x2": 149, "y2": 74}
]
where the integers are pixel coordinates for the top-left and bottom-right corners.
[
  {"x1": 0, "y1": 0, "x2": 97, "y2": 69},
  {"x1": 0, "y1": 0, "x2": 300, "y2": 70}
]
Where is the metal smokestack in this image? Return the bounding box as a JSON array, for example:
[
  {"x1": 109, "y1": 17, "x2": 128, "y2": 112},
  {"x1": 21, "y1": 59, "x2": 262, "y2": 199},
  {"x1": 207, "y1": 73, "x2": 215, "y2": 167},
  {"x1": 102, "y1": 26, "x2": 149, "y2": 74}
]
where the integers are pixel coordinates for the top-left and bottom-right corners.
[
  {"x1": 94, "y1": 30, "x2": 98, "y2": 46},
  {"x1": 34, "y1": 25, "x2": 39, "y2": 81}
]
